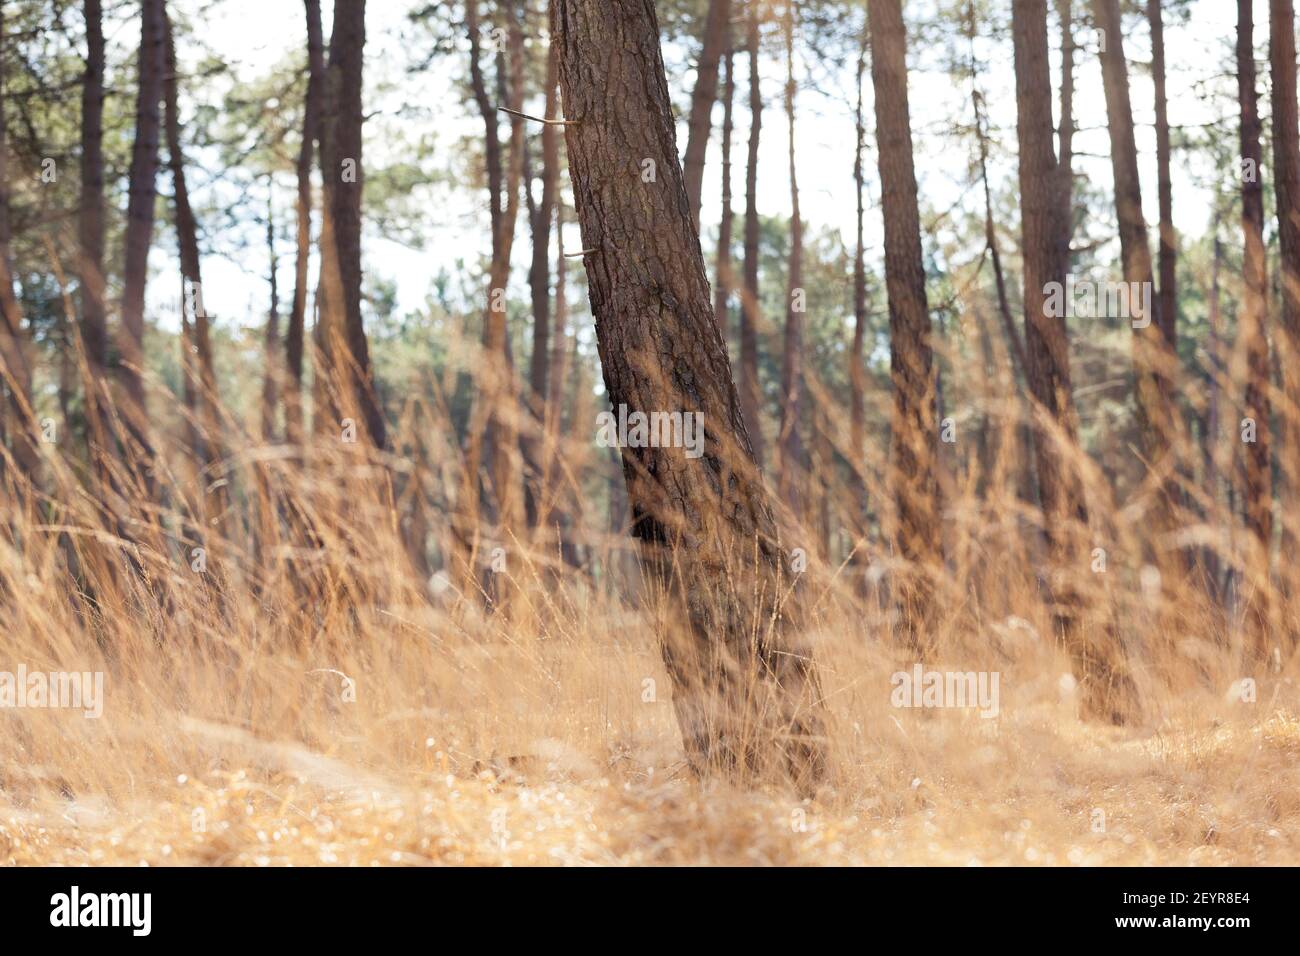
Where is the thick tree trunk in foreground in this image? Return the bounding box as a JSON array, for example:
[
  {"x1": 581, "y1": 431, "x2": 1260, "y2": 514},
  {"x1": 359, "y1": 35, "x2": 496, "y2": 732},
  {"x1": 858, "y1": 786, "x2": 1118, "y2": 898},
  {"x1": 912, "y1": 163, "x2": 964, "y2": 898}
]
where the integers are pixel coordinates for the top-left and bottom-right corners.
[
  {"x1": 1270, "y1": 0, "x2": 1300, "y2": 641},
  {"x1": 1238, "y1": 0, "x2": 1272, "y2": 656},
  {"x1": 120, "y1": 0, "x2": 167, "y2": 478},
  {"x1": 318, "y1": 0, "x2": 384, "y2": 449},
  {"x1": 553, "y1": 0, "x2": 826, "y2": 788},
  {"x1": 869, "y1": 0, "x2": 941, "y2": 655},
  {"x1": 739, "y1": 6, "x2": 764, "y2": 469},
  {"x1": 682, "y1": 0, "x2": 730, "y2": 228},
  {"x1": 286, "y1": 0, "x2": 325, "y2": 447}
]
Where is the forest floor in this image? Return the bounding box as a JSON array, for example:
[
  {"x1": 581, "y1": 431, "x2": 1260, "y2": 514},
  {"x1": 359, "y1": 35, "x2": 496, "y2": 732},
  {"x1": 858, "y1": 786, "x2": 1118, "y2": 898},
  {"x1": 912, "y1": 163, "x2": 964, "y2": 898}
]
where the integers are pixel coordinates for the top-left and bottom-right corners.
[{"x1": 3, "y1": 608, "x2": 1297, "y2": 866}]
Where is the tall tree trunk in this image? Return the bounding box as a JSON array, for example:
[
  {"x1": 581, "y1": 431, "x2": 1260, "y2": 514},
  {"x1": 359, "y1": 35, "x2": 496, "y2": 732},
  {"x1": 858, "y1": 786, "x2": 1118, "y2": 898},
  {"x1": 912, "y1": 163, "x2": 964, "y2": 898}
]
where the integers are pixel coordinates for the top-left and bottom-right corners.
[
  {"x1": 682, "y1": 0, "x2": 730, "y2": 229},
  {"x1": 1270, "y1": 0, "x2": 1300, "y2": 643},
  {"x1": 163, "y1": 7, "x2": 223, "y2": 507},
  {"x1": 525, "y1": 29, "x2": 560, "y2": 530},
  {"x1": 1148, "y1": 0, "x2": 1176, "y2": 357},
  {"x1": 120, "y1": 0, "x2": 167, "y2": 480},
  {"x1": 1013, "y1": 0, "x2": 1128, "y2": 719},
  {"x1": 868, "y1": 0, "x2": 941, "y2": 655},
  {"x1": 78, "y1": 0, "x2": 112, "y2": 474},
  {"x1": 714, "y1": 49, "x2": 734, "y2": 343},
  {"x1": 778, "y1": 1, "x2": 804, "y2": 522},
  {"x1": 318, "y1": 0, "x2": 384, "y2": 448},
  {"x1": 262, "y1": 187, "x2": 280, "y2": 443},
  {"x1": 0, "y1": 1, "x2": 38, "y2": 487},
  {"x1": 738, "y1": 4, "x2": 764, "y2": 469},
  {"x1": 1056, "y1": 0, "x2": 1074, "y2": 255},
  {"x1": 850, "y1": 17, "x2": 868, "y2": 542},
  {"x1": 1238, "y1": 0, "x2": 1272, "y2": 657},
  {"x1": 1091, "y1": 0, "x2": 1175, "y2": 562},
  {"x1": 553, "y1": 0, "x2": 826, "y2": 788},
  {"x1": 286, "y1": 0, "x2": 325, "y2": 447},
  {"x1": 459, "y1": 0, "x2": 525, "y2": 594}
]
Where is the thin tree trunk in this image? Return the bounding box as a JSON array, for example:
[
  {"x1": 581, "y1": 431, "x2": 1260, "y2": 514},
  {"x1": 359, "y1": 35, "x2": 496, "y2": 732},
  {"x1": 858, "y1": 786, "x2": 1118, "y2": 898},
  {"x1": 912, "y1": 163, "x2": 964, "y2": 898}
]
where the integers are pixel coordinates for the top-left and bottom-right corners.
[
  {"x1": 739, "y1": 3, "x2": 764, "y2": 469},
  {"x1": 778, "y1": 1, "x2": 804, "y2": 522},
  {"x1": 714, "y1": 49, "x2": 734, "y2": 344},
  {"x1": 78, "y1": 0, "x2": 112, "y2": 475},
  {"x1": 0, "y1": 1, "x2": 38, "y2": 487},
  {"x1": 1056, "y1": 0, "x2": 1074, "y2": 255},
  {"x1": 1148, "y1": 1, "x2": 1177, "y2": 371},
  {"x1": 553, "y1": 0, "x2": 826, "y2": 789},
  {"x1": 262, "y1": 187, "x2": 280, "y2": 443},
  {"x1": 120, "y1": 0, "x2": 167, "y2": 481},
  {"x1": 163, "y1": 8, "x2": 223, "y2": 502},
  {"x1": 869, "y1": 0, "x2": 941, "y2": 655},
  {"x1": 682, "y1": 0, "x2": 730, "y2": 228},
  {"x1": 286, "y1": 0, "x2": 325, "y2": 447},
  {"x1": 524, "y1": 27, "x2": 560, "y2": 530},
  {"x1": 850, "y1": 17, "x2": 868, "y2": 543},
  {"x1": 1238, "y1": 0, "x2": 1272, "y2": 657}
]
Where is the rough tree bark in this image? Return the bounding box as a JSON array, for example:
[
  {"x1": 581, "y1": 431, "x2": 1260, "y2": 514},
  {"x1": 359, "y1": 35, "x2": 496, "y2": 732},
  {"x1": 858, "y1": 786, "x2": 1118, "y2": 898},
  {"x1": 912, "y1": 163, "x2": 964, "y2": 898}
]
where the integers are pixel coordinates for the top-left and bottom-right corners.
[
  {"x1": 682, "y1": 0, "x2": 730, "y2": 228},
  {"x1": 869, "y1": 0, "x2": 941, "y2": 654},
  {"x1": 553, "y1": 0, "x2": 826, "y2": 788},
  {"x1": 285, "y1": 0, "x2": 325, "y2": 447}
]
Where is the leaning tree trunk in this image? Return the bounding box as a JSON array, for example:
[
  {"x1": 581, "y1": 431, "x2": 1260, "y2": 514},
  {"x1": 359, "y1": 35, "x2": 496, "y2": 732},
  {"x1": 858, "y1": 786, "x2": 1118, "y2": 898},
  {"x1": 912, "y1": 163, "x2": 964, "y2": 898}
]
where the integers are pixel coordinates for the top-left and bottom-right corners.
[
  {"x1": 1270, "y1": 0, "x2": 1300, "y2": 646},
  {"x1": 120, "y1": 0, "x2": 167, "y2": 486},
  {"x1": 1238, "y1": 0, "x2": 1272, "y2": 658},
  {"x1": 868, "y1": 0, "x2": 941, "y2": 656},
  {"x1": 681, "y1": 0, "x2": 730, "y2": 228},
  {"x1": 552, "y1": 0, "x2": 826, "y2": 789}
]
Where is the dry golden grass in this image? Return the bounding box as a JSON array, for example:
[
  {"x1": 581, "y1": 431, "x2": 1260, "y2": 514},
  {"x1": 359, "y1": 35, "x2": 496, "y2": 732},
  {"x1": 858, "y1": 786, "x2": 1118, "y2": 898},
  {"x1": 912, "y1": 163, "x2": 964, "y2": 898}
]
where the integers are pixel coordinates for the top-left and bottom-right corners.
[{"x1": 0, "y1": 355, "x2": 1297, "y2": 867}]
